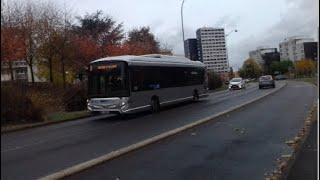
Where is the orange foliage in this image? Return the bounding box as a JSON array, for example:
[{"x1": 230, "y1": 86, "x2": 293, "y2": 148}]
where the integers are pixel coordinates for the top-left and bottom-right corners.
[
  {"x1": 1, "y1": 27, "x2": 26, "y2": 62},
  {"x1": 71, "y1": 36, "x2": 100, "y2": 68},
  {"x1": 294, "y1": 59, "x2": 316, "y2": 76},
  {"x1": 103, "y1": 44, "x2": 131, "y2": 56}
]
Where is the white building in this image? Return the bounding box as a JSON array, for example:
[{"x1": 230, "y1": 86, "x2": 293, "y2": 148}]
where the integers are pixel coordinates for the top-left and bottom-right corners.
[
  {"x1": 249, "y1": 47, "x2": 278, "y2": 66},
  {"x1": 1, "y1": 60, "x2": 44, "y2": 82},
  {"x1": 279, "y1": 36, "x2": 315, "y2": 62},
  {"x1": 196, "y1": 27, "x2": 228, "y2": 73}
]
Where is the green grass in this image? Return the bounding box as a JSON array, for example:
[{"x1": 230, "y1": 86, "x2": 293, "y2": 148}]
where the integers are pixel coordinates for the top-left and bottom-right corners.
[
  {"x1": 210, "y1": 84, "x2": 228, "y2": 93},
  {"x1": 45, "y1": 110, "x2": 90, "y2": 122},
  {"x1": 1, "y1": 110, "x2": 90, "y2": 132},
  {"x1": 294, "y1": 77, "x2": 317, "y2": 86}
]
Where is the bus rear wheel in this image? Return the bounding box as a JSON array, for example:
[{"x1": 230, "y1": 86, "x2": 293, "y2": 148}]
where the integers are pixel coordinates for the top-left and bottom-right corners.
[
  {"x1": 193, "y1": 90, "x2": 199, "y2": 101},
  {"x1": 151, "y1": 98, "x2": 160, "y2": 113}
]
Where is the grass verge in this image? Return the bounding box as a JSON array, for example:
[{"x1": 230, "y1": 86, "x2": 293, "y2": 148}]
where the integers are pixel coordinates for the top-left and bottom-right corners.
[
  {"x1": 45, "y1": 111, "x2": 90, "y2": 122},
  {"x1": 294, "y1": 77, "x2": 317, "y2": 85},
  {"x1": 1, "y1": 110, "x2": 90, "y2": 133},
  {"x1": 209, "y1": 84, "x2": 228, "y2": 93}
]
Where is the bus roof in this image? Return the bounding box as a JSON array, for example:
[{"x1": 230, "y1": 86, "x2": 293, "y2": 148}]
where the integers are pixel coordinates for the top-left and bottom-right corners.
[{"x1": 90, "y1": 54, "x2": 206, "y2": 68}]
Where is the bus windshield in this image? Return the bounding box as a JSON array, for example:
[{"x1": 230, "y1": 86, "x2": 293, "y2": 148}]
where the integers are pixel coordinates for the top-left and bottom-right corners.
[{"x1": 88, "y1": 61, "x2": 129, "y2": 98}]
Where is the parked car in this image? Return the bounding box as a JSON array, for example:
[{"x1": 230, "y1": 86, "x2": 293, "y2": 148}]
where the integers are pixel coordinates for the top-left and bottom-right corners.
[
  {"x1": 275, "y1": 74, "x2": 288, "y2": 80},
  {"x1": 259, "y1": 75, "x2": 275, "y2": 89},
  {"x1": 229, "y1": 78, "x2": 246, "y2": 90}
]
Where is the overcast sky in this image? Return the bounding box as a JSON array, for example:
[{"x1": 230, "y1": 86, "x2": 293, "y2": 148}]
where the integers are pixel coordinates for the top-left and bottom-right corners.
[{"x1": 62, "y1": 0, "x2": 318, "y2": 70}]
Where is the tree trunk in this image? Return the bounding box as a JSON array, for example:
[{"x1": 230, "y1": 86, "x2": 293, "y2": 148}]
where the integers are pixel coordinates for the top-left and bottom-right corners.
[
  {"x1": 9, "y1": 61, "x2": 14, "y2": 81},
  {"x1": 26, "y1": 43, "x2": 35, "y2": 83},
  {"x1": 28, "y1": 54, "x2": 35, "y2": 83},
  {"x1": 27, "y1": 54, "x2": 35, "y2": 83},
  {"x1": 61, "y1": 57, "x2": 66, "y2": 89},
  {"x1": 48, "y1": 57, "x2": 53, "y2": 83},
  {"x1": 29, "y1": 62, "x2": 35, "y2": 83}
]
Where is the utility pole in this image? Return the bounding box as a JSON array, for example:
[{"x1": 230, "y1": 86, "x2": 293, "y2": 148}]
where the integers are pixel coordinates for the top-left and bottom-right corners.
[{"x1": 181, "y1": 0, "x2": 186, "y2": 54}]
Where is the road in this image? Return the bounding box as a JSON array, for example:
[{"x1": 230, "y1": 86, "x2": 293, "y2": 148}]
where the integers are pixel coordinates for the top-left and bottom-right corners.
[{"x1": 1, "y1": 81, "x2": 316, "y2": 179}]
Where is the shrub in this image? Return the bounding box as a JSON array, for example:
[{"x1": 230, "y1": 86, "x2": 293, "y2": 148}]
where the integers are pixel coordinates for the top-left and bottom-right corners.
[
  {"x1": 63, "y1": 83, "x2": 87, "y2": 112},
  {"x1": 208, "y1": 72, "x2": 223, "y2": 90},
  {"x1": 1, "y1": 82, "x2": 44, "y2": 124}
]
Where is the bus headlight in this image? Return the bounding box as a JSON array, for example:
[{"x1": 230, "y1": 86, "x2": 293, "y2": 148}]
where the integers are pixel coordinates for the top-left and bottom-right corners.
[{"x1": 120, "y1": 97, "x2": 129, "y2": 106}]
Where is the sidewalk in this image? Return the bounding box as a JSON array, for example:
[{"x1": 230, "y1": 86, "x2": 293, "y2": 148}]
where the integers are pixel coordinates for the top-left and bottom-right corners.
[{"x1": 287, "y1": 120, "x2": 318, "y2": 180}]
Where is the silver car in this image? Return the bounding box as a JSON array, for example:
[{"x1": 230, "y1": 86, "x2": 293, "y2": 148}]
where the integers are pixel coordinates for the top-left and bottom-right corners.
[
  {"x1": 229, "y1": 78, "x2": 246, "y2": 90},
  {"x1": 259, "y1": 75, "x2": 275, "y2": 89}
]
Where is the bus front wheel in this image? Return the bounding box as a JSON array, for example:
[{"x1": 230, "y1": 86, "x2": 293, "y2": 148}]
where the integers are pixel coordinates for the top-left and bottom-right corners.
[
  {"x1": 90, "y1": 111, "x2": 100, "y2": 116},
  {"x1": 151, "y1": 98, "x2": 160, "y2": 113}
]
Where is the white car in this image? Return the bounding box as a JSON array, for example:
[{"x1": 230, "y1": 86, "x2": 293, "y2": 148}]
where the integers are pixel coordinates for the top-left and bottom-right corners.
[{"x1": 229, "y1": 78, "x2": 246, "y2": 90}]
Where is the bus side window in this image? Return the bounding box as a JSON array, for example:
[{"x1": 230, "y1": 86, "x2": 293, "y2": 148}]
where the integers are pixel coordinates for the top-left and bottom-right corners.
[{"x1": 132, "y1": 67, "x2": 145, "y2": 91}]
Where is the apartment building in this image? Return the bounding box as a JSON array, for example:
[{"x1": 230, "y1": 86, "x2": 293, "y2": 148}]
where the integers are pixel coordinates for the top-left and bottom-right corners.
[
  {"x1": 279, "y1": 37, "x2": 316, "y2": 61},
  {"x1": 249, "y1": 47, "x2": 280, "y2": 65},
  {"x1": 184, "y1": 38, "x2": 199, "y2": 61},
  {"x1": 196, "y1": 27, "x2": 228, "y2": 73},
  {"x1": 295, "y1": 41, "x2": 318, "y2": 61}
]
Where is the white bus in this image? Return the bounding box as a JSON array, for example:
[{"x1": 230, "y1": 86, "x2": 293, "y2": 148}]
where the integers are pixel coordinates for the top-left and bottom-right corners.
[{"x1": 87, "y1": 54, "x2": 208, "y2": 114}]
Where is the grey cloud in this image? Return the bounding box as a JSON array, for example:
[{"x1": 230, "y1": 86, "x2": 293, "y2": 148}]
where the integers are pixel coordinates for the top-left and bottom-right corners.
[
  {"x1": 157, "y1": 25, "x2": 194, "y2": 55},
  {"x1": 229, "y1": 0, "x2": 318, "y2": 70},
  {"x1": 214, "y1": 15, "x2": 241, "y2": 30}
]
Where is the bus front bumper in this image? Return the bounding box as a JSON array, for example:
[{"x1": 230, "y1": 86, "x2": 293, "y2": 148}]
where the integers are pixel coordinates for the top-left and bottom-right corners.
[{"x1": 87, "y1": 97, "x2": 130, "y2": 114}]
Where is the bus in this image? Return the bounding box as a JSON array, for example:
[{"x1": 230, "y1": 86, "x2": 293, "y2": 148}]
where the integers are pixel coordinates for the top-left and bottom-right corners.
[{"x1": 87, "y1": 54, "x2": 208, "y2": 114}]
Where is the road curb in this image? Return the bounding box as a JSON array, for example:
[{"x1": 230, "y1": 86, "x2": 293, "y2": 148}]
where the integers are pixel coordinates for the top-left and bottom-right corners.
[
  {"x1": 1, "y1": 114, "x2": 92, "y2": 134},
  {"x1": 39, "y1": 82, "x2": 287, "y2": 180}
]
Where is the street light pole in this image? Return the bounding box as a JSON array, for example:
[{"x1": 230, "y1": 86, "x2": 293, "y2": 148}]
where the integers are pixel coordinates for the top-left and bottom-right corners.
[
  {"x1": 181, "y1": 0, "x2": 186, "y2": 53},
  {"x1": 225, "y1": 29, "x2": 238, "y2": 77},
  {"x1": 226, "y1": 29, "x2": 238, "y2": 37}
]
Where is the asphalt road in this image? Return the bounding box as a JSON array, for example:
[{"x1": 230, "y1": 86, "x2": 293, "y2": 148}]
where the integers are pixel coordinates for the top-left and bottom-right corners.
[
  {"x1": 1, "y1": 81, "x2": 314, "y2": 180},
  {"x1": 68, "y1": 81, "x2": 316, "y2": 180}
]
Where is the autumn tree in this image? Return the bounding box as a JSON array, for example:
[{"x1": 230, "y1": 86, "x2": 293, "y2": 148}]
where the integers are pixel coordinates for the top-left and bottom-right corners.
[
  {"x1": 1, "y1": 29, "x2": 25, "y2": 80},
  {"x1": 228, "y1": 67, "x2": 234, "y2": 79},
  {"x1": 73, "y1": 11, "x2": 124, "y2": 57},
  {"x1": 159, "y1": 43, "x2": 173, "y2": 55},
  {"x1": 1, "y1": 1, "x2": 26, "y2": 80},
  {"x1": 294, "y1": 59, "x2": 316, "y2": 77},
  {"x1": 125, "y1": 26, "x2": 160, "y2": 55},
  {"x1": 238, "y1": 58, "x2": 262, "y2": 78},
  {"x1": 71, "y1": 36, "x2": 100, "y2": 68},
  {"x1": 37, "y1": 1, "x2": 62, "y2": 83},
  {"x1": 18, "y1": 0, "x2": 44, "y2": 83}
]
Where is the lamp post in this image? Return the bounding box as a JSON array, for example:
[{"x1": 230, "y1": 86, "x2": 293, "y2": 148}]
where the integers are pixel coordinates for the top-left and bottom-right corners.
[
  {"x1": 181, "y1": 0, "x2": 186, "y2": 54},
  {"x1": 226, "y1": 29, "x2": 238, "y2": 37},
  {"x1": 225, "y1": 29, "x2": 238, "y2": 78}
]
